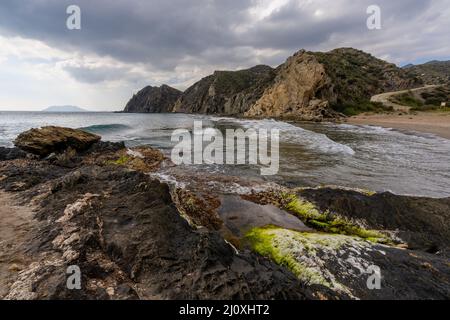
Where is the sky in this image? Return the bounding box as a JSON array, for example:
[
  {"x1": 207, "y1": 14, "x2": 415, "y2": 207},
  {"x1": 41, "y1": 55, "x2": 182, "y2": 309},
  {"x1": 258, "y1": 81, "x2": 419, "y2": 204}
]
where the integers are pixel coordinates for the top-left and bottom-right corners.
[{"x1": 0, "y1": 0, "x2": 449, "y2": 111}]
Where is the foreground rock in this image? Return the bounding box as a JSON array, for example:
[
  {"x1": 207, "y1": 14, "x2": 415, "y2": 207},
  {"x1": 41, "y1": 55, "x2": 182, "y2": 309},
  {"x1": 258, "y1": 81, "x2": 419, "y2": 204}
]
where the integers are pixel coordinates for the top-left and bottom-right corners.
[
  {"x1": 14, "y1": 126, "x2": 101, "y2": 157},
  {"x1": 246, "y1": 227, "x2": 450, "y2": 299},
  {"x1": 0, "y1": 140, "x2": 330, "y2": 300},
  {"x1": 298, "y1": 187, "x2": 450, "y2": 255},
  {"x1": 1, "y1": 127, "x2": 449, "y2": 300},
  {"x1": 0, "y1": 147, "x2": 27, "y2": 161}
]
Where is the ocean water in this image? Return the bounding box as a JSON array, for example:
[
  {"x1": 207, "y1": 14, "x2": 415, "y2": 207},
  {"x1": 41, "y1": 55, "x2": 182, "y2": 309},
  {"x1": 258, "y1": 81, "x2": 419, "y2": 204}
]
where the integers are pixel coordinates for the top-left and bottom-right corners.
[{"x1": 1, "y1": 111, "x2": 449, "y2": 198}]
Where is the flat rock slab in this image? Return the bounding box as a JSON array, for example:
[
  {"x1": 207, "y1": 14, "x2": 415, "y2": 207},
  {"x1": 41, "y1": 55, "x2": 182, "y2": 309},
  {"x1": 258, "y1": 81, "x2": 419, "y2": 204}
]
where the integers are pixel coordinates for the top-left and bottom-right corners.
[
  {"x1": 14, "y1": 126, "x2": 101, "y2": 156},
  {"x1": 219, "y1": 195, "x2": 312, "y2": 237}
]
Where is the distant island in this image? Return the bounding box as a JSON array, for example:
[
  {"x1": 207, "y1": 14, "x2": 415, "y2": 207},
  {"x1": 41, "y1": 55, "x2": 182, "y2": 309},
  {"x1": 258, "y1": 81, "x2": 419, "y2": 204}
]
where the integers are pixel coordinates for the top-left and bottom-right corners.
[{"x1": 42, "y1": 105, "x2": 89, "y2": 112}]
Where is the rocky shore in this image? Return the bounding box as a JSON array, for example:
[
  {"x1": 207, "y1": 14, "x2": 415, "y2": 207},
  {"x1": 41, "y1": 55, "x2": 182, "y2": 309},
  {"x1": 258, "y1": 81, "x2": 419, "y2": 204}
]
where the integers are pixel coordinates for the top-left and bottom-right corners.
[{"x1": 0, "y1": 127, "x2": 449, "y2": 300}]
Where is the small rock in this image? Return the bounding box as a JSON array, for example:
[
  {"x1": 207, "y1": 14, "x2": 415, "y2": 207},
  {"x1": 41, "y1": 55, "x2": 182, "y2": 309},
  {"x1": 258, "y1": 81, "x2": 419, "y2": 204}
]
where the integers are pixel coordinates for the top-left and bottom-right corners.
[
  {"x1": 106, "y1": 287, "x2": 115, "y2": 296},
  {"x1": 8, "y1": 264, "x2": 22, "y2": 272}
]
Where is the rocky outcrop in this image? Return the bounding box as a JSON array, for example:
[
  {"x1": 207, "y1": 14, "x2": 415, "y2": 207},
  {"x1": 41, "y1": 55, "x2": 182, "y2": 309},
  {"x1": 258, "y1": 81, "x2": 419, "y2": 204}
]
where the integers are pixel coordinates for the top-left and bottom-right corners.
[
  {"x1": 0, "y1": 133, "x2": 332, "y2": 300},
  {"x1": 0, "y1": 147, "x2": 27, "y2": 161},
  {"x1": 172, "y1": 65, "x2": 275, "y2": 115},
  {"x1": 298, "y1": 187, "x2": 450, "y2": 254},
  {"x1": 246, "y1": 227, "x2": 450, "y2": 300},
  {"x1": 123, "y1": 85, "x2": 182, "y2": 113},
  {"x1": 245, "y1": 50, "x2": 339, "y2": 121},
  {"x1": 14, "y1": 126, "x2": 101, "y2": 157}
]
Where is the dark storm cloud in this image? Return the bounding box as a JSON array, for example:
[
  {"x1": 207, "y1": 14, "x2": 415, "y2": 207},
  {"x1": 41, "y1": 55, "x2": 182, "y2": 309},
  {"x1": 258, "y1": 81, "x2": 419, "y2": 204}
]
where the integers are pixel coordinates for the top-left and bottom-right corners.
[
  {"x1": 239, "y1": 0, "x2": 434, "y2": 51},
  {"x1": 62, "y1": 64, "x2": 130, "y2": 84},
  {"x1": 0, "y1": 0, "x2": 252, "y2": 69},
  {"x1": 0, "y1": 0, "x2": 444, "y2": 86}
]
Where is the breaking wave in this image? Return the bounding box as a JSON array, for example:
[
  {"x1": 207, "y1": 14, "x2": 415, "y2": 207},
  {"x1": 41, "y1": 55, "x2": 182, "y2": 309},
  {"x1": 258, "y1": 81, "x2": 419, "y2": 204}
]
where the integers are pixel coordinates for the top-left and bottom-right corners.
[
  {"x1": 79, "y1": 124, "x2": 132, "y2": 134},
  {"x1": 215, "y1": 118, "x2": 356, "y2": 156}
]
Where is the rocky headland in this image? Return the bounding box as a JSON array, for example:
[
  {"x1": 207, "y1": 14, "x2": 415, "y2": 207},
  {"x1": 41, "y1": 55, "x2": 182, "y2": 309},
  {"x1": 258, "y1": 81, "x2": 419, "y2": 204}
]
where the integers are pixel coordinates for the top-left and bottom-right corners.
[
  {"x1": 123, "y1": 48, "x2": 425, "y2": 120},
  {"x1": 0, "y1": 126, "x2": 449, "y2": 300},
  {"x1": 123, "y1": 85, "x2": 182, "y2": 113}
]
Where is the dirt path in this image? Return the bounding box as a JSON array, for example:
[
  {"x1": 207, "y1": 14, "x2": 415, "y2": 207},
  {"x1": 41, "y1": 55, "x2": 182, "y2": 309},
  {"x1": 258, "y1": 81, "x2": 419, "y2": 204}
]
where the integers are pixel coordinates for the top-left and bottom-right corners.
[
  {"x1": 371, "y1": 85, "x2": 441, "y2": 111},
  {"x1": 0, "y1": 191, "x2": 35, "y2": 298}
]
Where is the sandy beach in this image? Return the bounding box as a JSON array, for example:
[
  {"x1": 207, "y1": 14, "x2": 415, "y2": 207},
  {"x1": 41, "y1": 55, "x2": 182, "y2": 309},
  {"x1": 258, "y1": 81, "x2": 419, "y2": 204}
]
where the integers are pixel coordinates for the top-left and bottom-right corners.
[{"x1": 347, "y1": 112, "x2": 450, "y2": 139}]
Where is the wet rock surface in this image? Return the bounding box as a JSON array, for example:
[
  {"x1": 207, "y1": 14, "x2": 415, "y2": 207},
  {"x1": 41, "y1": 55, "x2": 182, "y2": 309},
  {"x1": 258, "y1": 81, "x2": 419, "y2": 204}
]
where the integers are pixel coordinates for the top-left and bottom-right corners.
[
  {"x1": 1, "y1": 128, "x2": 449, "y2": 300},
  {"x1": 0, "y1": 147, "x2": 28, "y2": 161},
  {"x1": 246, "y1": 227, "x2": 450, "y2": 300},
  {"x1": 0, "y1": 141, "x2": 330, "y2": 300},
  {"x1": 298, "y1": 187, "x2": 450, "y2": 255}
]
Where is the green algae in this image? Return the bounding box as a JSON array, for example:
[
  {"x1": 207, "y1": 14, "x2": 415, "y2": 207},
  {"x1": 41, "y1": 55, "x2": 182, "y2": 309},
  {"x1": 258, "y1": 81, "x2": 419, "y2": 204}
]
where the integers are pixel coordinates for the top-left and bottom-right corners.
[
  {"x1": 245, "y1": 226, "x2": 358, "y2": 292},
  {"x1": 245, "y1": 227, "x2": 330, "y2": 286},
  {"x1": 282, "y1": 193, "x2": 390, "y2": 244},
  {"x1": 106, "y1": 155, "x2": 131, "y2": 166},
  {"x1": 284, "y1": 195, "x2": 328, "y2": 221}
]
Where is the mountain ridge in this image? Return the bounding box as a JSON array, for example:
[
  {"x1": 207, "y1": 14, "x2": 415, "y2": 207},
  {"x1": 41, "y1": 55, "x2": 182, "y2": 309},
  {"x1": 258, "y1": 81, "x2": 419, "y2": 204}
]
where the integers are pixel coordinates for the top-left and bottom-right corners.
[
  {"x1": 123, "y1": 47, "x2": 429, "y2": 119},
  {"x1": 404, "y1": 60, "x2": 450, "y2": 85}
]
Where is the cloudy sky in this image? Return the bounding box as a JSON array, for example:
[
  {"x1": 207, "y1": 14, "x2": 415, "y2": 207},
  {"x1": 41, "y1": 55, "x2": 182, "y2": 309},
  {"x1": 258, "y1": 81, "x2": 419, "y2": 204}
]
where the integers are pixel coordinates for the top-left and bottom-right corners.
[{"x1": 0, "y1": 0, "x2": 448, "y2": 111}]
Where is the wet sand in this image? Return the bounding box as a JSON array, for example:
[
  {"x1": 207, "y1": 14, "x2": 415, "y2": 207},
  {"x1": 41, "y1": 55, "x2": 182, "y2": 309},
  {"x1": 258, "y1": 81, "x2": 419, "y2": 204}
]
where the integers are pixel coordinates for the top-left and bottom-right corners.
[
  {"x1": 347, "y1": 112, "x2": 450, "y2": 139},
  {"x1": 0, "y1": 191, "x2": 34, "y2": 298}
]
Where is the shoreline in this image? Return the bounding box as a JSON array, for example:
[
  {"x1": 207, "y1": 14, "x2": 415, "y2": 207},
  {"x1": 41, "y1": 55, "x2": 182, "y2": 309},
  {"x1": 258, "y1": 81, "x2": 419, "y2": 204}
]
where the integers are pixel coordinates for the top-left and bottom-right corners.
[{"x1": 347, "y1": 112, "x2": 450, "y2": 139}]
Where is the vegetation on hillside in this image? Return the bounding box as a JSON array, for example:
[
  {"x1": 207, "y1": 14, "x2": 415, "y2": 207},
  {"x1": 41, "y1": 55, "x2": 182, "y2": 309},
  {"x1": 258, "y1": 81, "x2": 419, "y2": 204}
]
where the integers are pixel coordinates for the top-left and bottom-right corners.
[
  {"x1": 389, "y1": 85, "x2": 450, "y2": 111},
  {"x1": 213, "y1": 65, "x2": 275, "y2": 95},
  {"x1": 405, "y1": 61, "x2": 450, "y2": 85},
  {"x1": 312, "y1": 48, "x2": 422, "y2": 115}
]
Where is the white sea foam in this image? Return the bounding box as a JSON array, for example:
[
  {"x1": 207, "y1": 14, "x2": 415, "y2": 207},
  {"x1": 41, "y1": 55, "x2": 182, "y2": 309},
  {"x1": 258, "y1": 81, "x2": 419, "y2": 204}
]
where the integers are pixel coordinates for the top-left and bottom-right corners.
[
  {"x1": 148, "y1": 172, "x2": 186, "y2": 188},
  {"x1": 216, "y1": 118, "x2": 356, "y2": 156}
]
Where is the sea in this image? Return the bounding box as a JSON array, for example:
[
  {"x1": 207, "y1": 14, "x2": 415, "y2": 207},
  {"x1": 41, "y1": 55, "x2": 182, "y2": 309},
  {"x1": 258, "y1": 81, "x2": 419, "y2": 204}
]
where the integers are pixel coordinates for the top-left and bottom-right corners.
[{"x1": 1, "y1": 111, "x2": 449, "y2": 198}]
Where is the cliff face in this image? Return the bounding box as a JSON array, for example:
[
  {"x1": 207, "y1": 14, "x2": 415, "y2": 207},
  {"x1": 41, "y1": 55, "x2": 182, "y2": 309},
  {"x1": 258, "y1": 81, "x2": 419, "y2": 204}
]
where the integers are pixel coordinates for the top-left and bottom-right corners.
[
  {"x1": 172, "y1": 65, "x2": 275, "y2": 115},
  {"x1": 245, "y1": 50, "x2": 338, "y2": 121},
  {"x1": 123, "y1": 85, "x2": 182, "y2": 113}
]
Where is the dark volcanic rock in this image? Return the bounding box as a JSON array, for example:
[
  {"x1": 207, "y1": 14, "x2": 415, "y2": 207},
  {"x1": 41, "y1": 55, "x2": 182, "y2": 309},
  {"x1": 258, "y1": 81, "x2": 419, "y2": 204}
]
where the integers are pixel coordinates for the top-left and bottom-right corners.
[
  {"x1": 14, "y1": 126, "x2": 101, "y2": 157},
  {"x1": 123, "y1": 84, "x2": 182, "y2": 113},
  {"x1": 0, "y1": 145, "x2": 333, "y2": 300},
  {"x1": 250, "y1": 227, "x2": 450, "y2": 300},
  {"x1": 0, "y1": 147, "x2": 28, "y2": 161},
  {"x1": 299, "y1": 188, "x2": 450, "y2": 255}
]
